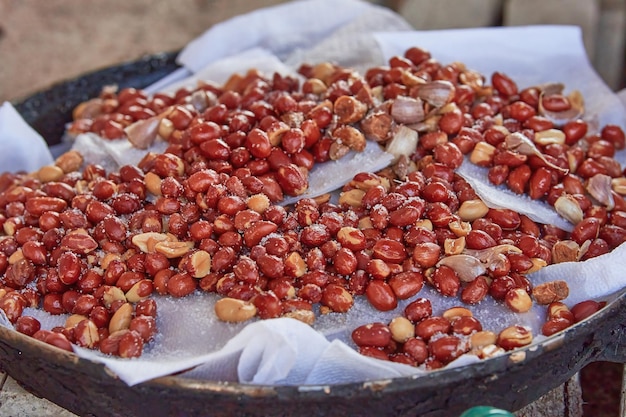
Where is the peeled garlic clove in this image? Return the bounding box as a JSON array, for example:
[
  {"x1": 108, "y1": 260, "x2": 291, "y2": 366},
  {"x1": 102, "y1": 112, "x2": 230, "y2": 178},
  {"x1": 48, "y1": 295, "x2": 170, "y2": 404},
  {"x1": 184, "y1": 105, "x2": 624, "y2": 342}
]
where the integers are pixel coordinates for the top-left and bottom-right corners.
[
  {"x1": 390, "y1": 96, "x2": 425, "y2": 124},
  {"x1": 586, "y1": 173, "x2": 615, "y2": 210},
  {"x1": 437, "y1": 254, "x2": 486, "y2": 282},
  {"x1": 554, "y1": 194, "x2": 584, "y2": 224},
  {"x1": 124, "y1": 116, "x2": 161, "y2": 149},
  {"x1": 189, "y1": 89, "x2": 216, "y2": 113},
  {"x1": 385, "y1": 125, "x2": 418, "y2": 163},
  {"x1": 416, "y1": 80, "x2": 455, "y2": 108}
]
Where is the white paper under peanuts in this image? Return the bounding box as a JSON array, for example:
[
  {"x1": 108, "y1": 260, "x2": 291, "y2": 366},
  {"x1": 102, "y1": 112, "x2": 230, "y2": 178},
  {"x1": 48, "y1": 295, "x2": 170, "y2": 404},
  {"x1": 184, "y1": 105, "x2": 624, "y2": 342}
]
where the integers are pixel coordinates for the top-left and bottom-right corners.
[
  {"x1": 0, "y1": 102, "x2": 53, "y2": 172},
  {"x1": 1, "y1": 1, "x2": 626, "y2": 388}
]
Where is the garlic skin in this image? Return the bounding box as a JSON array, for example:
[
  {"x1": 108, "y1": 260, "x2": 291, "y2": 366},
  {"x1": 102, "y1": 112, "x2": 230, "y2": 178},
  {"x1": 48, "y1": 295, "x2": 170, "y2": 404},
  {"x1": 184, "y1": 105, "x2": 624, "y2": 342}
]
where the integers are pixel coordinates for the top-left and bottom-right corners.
[
  {"x1": 437, "y1": 244, "x2": 528, "y2": 283},
  {"x1": 586, "y1": 173, "x2": 615, "y2": 210},
  {"x1": 464, "y1": 244, "x2": 522, "y2": 263},
  {"x1": 504, "y1": 132, "x2": 568, "y2": 174},
  {"x1": 538, "y1": 84, "x2": 585, "y2": 126}
]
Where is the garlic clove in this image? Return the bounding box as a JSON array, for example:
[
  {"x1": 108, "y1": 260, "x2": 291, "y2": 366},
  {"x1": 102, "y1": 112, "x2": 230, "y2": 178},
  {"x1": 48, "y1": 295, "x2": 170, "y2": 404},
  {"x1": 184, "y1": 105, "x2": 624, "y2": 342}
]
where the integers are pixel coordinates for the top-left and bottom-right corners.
[
  {"x1": 189, "y1": 89, "x2": 216, "y2": 113},
  {"x1": 385, "y1": 125, "x2": 418, "y2": 163},
  {"x1": 554, "y1": 194, "x2": 584, "y2": 224},
  {"x1": 504, "y1": 132, "x2": 568, "y2": 174},
  {"x1": 390, "y1": 96, "x2": 425, "y2": 124},
  {"x1": 124, "y1": 116, "x2": 161, "y2": 150},
  {"x1": 416, "y1": 80, "x2": 455, "y2": 108},
  {"x1": 437, "y1": 254, "x2": 486, "y2": 282},
  {"x1": 586, "y1": 173, "x2": 615, "y2": 210},
  {"x1": 72, "y1": 98, "x2": 104, "y2": 120}
]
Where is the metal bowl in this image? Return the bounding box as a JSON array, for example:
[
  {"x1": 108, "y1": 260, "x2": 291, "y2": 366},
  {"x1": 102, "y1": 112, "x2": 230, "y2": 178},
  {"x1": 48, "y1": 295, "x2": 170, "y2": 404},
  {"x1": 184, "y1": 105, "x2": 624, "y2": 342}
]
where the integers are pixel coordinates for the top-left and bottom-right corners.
[{"x1": 4, "y1": 53, "x2": 626, "y2": 417}]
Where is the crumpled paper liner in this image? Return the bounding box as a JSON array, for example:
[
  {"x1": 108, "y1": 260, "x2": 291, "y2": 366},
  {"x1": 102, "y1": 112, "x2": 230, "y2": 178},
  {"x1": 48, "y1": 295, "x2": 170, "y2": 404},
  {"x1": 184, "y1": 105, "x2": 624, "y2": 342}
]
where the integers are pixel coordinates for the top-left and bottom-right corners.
[
  {"x1": 0, "y1": 102, "x2": 53, "y2": 172},
  {"x1": 457, "y1": 161, "x2": 575, "y2": 232},
  {"x1": 1, "y1": 0, "x2": 626, "y2": 388}
]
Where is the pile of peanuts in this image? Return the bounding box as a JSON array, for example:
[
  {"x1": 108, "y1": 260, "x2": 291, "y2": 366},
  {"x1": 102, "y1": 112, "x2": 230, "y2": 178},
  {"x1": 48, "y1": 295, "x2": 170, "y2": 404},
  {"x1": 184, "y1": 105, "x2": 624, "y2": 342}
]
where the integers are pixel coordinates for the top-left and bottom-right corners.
[{"x1": 0, "y1": 46, "x2": 623, "y2": 367}]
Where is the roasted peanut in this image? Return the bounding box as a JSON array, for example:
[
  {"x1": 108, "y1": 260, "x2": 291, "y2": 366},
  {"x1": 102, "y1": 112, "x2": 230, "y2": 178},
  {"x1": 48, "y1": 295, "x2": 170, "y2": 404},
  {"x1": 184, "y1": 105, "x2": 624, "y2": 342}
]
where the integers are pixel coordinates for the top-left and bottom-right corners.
[
  {"x1": 497, "y1": 325, "x2": 533, "y2": 350},
  {"x1": 214, "y1": 297, "x2": 257, "y2": 322},
  {"x1": 352, "y1": 322, "x2": 392, "y2": 347},
  {"x1": 532, "y1": 280, "x2": 569, "y2": 305}
]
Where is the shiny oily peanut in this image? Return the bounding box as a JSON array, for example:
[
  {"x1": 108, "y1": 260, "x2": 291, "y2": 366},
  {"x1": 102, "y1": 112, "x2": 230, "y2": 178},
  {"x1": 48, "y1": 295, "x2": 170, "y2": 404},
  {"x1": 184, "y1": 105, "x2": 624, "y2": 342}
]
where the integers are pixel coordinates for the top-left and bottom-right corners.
[
  {"x1": 404, "y1": 298, "x2": 432, "y2": 323},
  {"x1": 352, "y1": 322, "x2": 392, "y2": 347},
  {"x1": 365, "y1": 280, "x2": 398, "y2": 311},
  {"x1": 321, "y1": 284, "x2": 354, "y2": 313},
  {"x1": 415, "y1": 316, "x2": 450, "y2": 341},
  {"x1": 429, "y1": 334, "x2": 466, "y2": 363}
]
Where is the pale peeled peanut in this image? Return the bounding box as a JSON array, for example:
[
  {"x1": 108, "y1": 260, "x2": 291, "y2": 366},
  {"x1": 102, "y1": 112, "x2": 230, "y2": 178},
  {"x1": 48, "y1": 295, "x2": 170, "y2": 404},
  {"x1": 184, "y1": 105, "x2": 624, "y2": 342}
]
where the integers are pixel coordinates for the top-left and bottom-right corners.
[{"x1": 214, "y1": 298, "x2": 257, "y2": 322}]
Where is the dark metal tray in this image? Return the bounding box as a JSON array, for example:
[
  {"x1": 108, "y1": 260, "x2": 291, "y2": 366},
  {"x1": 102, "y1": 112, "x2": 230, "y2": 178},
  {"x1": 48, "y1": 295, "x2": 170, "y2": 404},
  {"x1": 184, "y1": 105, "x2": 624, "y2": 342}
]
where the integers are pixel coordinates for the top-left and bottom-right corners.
[{"x1": 4, "y1": 53, "x2": 626, "y2": 417}]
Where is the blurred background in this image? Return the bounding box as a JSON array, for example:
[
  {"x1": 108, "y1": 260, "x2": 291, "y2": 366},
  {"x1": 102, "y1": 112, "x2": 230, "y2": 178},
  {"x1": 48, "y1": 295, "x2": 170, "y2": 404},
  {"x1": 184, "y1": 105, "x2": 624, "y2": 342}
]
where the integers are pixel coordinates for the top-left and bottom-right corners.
[
  {"x1": 0, "y1": 1, "x2": 624, "y2": 416},
  {"x1": 1, "y1": 0, "x2": 626, "y2": 103}
]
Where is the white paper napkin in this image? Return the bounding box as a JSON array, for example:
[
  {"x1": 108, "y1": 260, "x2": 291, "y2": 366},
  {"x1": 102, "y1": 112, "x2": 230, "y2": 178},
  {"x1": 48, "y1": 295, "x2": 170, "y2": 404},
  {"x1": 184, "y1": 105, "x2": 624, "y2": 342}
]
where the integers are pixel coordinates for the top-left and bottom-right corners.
[
  {"x1": 2, "y1": 1, "x2": 626, "y2": 388},
  {"x1": 0, "y1": 102, "x2": 54, "y2": 172},
  {"x1": 176, "y1": 0, "x2": 390, "y2": 73}
]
